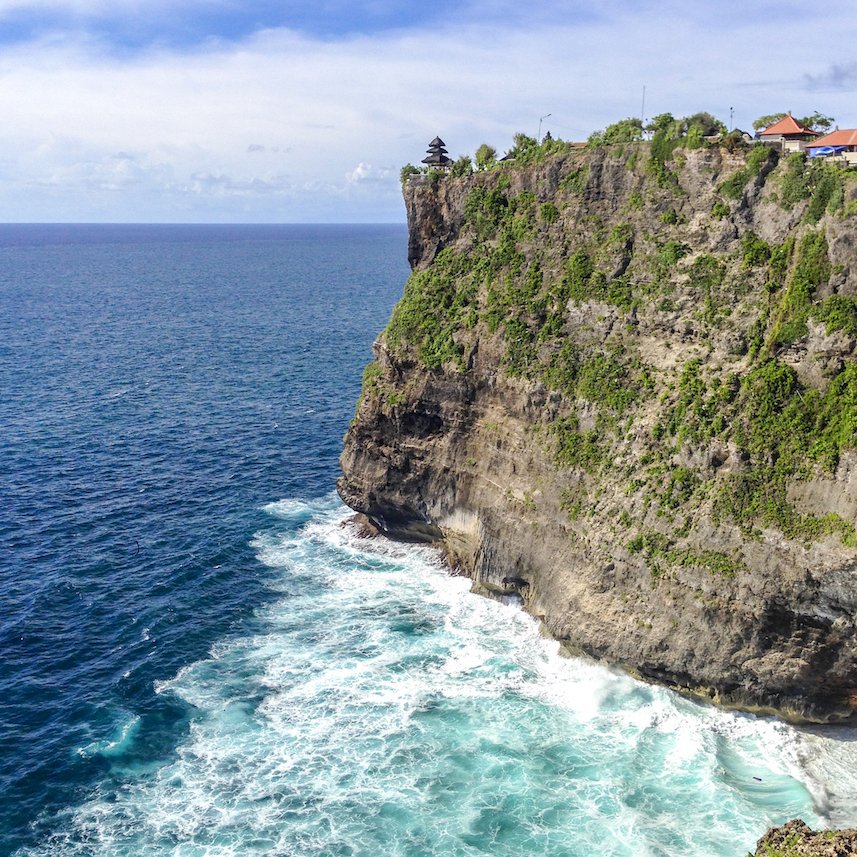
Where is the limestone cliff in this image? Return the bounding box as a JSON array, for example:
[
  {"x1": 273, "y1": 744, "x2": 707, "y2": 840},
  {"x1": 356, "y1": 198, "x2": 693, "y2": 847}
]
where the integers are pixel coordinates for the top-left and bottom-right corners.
[{"x1": 339, "y1": 140, "x2": 857, "y2": 724}]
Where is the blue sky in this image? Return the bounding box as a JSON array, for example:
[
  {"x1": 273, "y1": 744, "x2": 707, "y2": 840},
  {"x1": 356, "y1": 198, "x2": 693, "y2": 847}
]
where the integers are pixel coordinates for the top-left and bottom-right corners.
[
  {"x1": 0, "y1": 0, "x2": 855, "y2": 222},
  {"x1": 0, "y1": 0, "x2": 602, "y2": 47}
]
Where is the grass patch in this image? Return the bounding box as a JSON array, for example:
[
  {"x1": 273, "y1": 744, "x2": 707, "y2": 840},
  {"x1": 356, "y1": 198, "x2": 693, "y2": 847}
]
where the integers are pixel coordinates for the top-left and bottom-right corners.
[{"x1": 769, "y1": 231, "x2": 829, "y2": 347}]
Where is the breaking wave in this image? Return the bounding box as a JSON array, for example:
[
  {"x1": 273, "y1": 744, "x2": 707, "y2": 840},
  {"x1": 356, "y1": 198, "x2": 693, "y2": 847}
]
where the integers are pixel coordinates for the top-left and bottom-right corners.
[{"x1": 19, "y1": 496, "x2": 857, "y2": 857}]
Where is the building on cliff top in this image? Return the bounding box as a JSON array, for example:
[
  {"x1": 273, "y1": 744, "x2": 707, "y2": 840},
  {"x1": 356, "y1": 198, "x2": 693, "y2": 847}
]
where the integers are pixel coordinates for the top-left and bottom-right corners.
[
  {"x1": 421, "y1": 137, "x2": 453, "y2": 169},
  {"x1": 808, "y1": 128, "x2": 857, "y2": 165},
  {"x1": 756, "y1": 114, "x2": 820, "y2": 152}
]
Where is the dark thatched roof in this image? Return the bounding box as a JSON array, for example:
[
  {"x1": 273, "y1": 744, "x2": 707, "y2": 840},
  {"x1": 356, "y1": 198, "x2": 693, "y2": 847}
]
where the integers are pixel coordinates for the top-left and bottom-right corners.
[{"x1": 421, "y1": 152, "x2": 452, "y2": 166}]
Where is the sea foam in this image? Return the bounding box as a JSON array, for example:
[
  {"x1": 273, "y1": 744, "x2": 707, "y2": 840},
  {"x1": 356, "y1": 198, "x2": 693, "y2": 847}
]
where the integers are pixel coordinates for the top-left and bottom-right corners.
[{"x1": 19, "y1": 496, "x2": 857, "y2": 856}]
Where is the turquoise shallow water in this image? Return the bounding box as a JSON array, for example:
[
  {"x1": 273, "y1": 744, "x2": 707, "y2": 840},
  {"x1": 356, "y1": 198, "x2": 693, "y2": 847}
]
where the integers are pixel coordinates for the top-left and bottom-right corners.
[
  {"x1": 25, "y1": 498, "x2": 857, "y2": 856},
  {"x1": 4, "y1": 224, "x2": 857, "y2": 856}
]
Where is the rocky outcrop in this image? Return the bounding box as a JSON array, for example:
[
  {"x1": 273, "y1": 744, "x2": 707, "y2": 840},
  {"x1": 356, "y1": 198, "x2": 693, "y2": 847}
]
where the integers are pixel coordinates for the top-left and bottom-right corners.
[
  {"x1": 339, "y1": 142, "x2": 857, "y2": 723},
  {"x1": 754, "y1": 819, "x2": 857, "y2": 856}
]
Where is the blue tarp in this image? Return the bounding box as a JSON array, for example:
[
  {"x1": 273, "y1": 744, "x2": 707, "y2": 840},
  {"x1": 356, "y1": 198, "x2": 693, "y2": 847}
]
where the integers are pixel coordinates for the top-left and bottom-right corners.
[{"x1": 809, "y1": 145, "x2": 846, "y2": 157}]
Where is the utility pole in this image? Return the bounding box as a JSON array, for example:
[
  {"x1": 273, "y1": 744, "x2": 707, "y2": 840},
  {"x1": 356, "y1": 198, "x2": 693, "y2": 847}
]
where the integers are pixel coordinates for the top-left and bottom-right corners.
[
  {"x1": 641, "y1": 85, "x2": 646, "y2": 127},
  {"x1": 730, "y1": 106, "x2": 734, "y2": 131}
]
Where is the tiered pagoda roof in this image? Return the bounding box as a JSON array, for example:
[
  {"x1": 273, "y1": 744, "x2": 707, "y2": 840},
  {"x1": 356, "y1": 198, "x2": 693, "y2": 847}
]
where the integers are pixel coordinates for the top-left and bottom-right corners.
[{"x1": 421, "y1": 136, "x2": 452, "y2": 167}]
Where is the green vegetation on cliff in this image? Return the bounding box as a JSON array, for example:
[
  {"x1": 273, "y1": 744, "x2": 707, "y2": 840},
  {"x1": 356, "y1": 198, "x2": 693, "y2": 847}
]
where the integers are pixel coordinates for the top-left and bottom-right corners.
[
  {"x1": 373, "y1": 134, "x2": 857, "y2": 551},
  {"x1": 340, "y1": 119, "x2": 857, "y2": 743}
]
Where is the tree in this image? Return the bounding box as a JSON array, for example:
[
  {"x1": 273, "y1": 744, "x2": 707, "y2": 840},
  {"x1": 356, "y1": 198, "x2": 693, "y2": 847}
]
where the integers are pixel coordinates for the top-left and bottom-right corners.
[
  {"x1": 507, "y1": 132, "x2": 539, "y2": 159},
  {"x1": 800, "y1": 111, "x2": 835, "y2": 133},
  {"x1": 474, "y1": 143, "x2": 497, "y2": 170},
  {"x1": 646, "y1": 113, "x2": 677, "y2": 135},
  {"x1": 588, "y1": 117, "x2": 644, "y2": 147},
  {"x1": 753, "y1": 113, "x2": 787, "y2": 131},
  {"x1": 685, "y1": 112, "x2": 726, "y2": 137}
]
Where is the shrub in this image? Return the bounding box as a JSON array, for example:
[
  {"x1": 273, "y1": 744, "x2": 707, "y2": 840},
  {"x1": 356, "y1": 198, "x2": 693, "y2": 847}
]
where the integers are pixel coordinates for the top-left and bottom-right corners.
[
  {"x1": 687, "y1": 255, "x2": 726, "y2": 323},
  {"x1": 400, "y1": 163, "x2": 420, "y2": 185},
  {"x1": 561, "y1": 165, "x2": 589, "y2": 195},
  {"x1": 660, "y1": 467, "x2": 701, "y2": 510},
  {"x1": 540, "y1": 202, "x2": 559, "y2": 224},
  {"x1": 626, "y1": 190, "x2": 644, "y2": 210},
  {"x1": 609, "y1": 223, "x2": 634, "y2": 251},
  {"x1": 576, "y1": 352, "x2": 638, "y2": 413},
  {"x1": 357, "y1": 362, "x2": 383, "y2": 408},
  {"x1": 765, "y1": 237, "x2": 794, "y2": 293},
  {"x1": 656, "y1": 240, "x2": 688, "y2": 274},
  {"x1": 563, "y1": 249, "x2": 594, "y2": 303},
  {"x1": 648, "y1": 129, "x2": 681, "y2": 189},
  {"x1": 714, "y1": 358, "x2": 856, "y2": 542},
  {"x1": 464, "y1": 186, "x2": 509, "y2": 239},
  {"x1": 780, "y1": 153, "x2": 812, "y2": 206},
  {"x1": 741, "y1": 232, "x2": 771, "y2": 268},
  {"x1": 550, "y1": 417, "x2": 606, "y2": 471},
  {"x1": 450, "y1": 155, "x2": 473, "y2": 178},
  {"x1": 805, "y1": 164, "x2": 844, "y2": 224},
  {"x1": 684, "y1": 125, "x2": 705, "y2": 150},
  {"x1": 813, "y1": 294, "x2": 857, "y2": 336}
]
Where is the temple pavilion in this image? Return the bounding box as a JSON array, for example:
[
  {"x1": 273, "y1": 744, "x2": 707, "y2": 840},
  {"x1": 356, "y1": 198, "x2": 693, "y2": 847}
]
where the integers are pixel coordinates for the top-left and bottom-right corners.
[{"x1": 421, "y1": 137, "x2": 453, "y2": 169}]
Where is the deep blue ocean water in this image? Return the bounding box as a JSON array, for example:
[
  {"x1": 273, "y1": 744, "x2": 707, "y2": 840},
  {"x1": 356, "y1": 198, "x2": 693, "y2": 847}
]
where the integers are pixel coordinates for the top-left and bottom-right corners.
[{"x1": 2, "y1": 223, "x2": 856, "y2": 857}]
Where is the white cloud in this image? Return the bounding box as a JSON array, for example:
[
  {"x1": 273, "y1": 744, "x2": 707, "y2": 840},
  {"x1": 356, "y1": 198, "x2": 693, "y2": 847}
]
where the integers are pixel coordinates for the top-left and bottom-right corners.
[
  {"x1": 0, "y1": 4, "x2": 856, "y2": 220},
  {"x1": 182, "y1": 172, "x2": 293, "y2": 196},
  {"x1": 346, "y1": 162, "x2": 393, "y2": 186}
]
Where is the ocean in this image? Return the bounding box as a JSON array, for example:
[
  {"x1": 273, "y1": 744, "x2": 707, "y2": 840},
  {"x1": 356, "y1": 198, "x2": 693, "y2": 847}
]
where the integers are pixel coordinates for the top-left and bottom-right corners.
[{"x1": 1, "y1": 223, "x2": 856, "y2": 857}]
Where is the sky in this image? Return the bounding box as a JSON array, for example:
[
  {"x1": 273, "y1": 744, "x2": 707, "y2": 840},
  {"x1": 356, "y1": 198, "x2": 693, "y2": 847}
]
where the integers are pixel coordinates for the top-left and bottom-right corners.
[{"x1": 0, "y1": 0, "x2": 855, "y2": 222}]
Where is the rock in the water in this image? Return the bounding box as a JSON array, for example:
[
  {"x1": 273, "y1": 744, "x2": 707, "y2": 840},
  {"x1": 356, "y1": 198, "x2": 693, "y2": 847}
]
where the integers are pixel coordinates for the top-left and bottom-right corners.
[{"x1": 754, "y1": 819, "x2": 857, "y2": 856}]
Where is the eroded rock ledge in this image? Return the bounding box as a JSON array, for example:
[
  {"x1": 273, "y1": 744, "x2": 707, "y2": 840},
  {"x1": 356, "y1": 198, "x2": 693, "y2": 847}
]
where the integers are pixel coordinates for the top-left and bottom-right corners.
[
  {"x1": 754, "y1": 819, "x2": 857, "y2": 856},
  {"x1": 339, "y1": 141, "x2": 857, "y2": 724}
]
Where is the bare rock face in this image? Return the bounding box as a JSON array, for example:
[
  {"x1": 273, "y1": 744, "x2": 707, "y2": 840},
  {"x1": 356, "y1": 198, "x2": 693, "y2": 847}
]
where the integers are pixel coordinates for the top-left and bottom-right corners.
[
  {"x1": 754, "y1": 819, "x2": 857, "y2": 856},
  {"x1": 339, "y1": 142, "x2": 857, "y2": 724}
]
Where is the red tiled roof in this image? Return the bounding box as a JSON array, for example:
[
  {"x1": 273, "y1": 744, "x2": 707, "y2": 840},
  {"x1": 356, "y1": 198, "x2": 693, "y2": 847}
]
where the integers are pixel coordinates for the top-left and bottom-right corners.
[
  {"x1": 809, "y1": 129, "x2": 857, "y2": 148},
  {"x1": 759, "y1": 114, "x2": 818, "y2": 136}
]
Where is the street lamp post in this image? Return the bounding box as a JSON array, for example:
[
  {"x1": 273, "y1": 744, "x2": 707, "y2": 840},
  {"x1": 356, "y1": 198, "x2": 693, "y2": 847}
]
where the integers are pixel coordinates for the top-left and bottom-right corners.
[{"x1": 538, "y1": 113, "x2": 552, "y2": 143}]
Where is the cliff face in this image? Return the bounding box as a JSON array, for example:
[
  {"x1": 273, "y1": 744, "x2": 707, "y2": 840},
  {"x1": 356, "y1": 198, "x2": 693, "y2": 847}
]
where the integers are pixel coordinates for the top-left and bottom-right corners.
[{"x1": 339, "y1": 141, "x2": 857, "y2": 723}]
